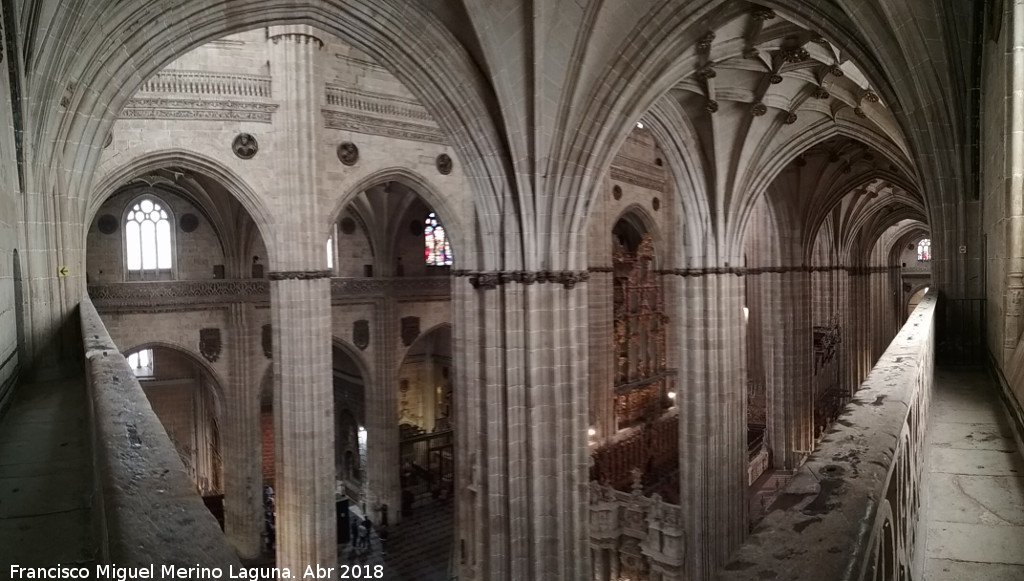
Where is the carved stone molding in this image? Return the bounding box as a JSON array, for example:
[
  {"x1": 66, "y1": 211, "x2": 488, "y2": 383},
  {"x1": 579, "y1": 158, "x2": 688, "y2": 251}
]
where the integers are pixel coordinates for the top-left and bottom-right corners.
[
  {"x1": 657, "y1": 265, "x2": 897, "y2": 277},
  {"x1": 122, "y1": 98, "x2": 278, "y2": 123},
  {"x1": 199, "y1": 328, "x2": 221, "y2": 363},
  {"x1": 453, "y1": 269, "x2": 591, "y2": 290},
  {"x1": 610, "y1": 154, "x2": 667, "y2": 191},
  {"x1": 268, "y1": 270, "x2": 333, "y2": 280},
  {"x1": 322, "y1": 109, "x2": 447, "y2": 145}
]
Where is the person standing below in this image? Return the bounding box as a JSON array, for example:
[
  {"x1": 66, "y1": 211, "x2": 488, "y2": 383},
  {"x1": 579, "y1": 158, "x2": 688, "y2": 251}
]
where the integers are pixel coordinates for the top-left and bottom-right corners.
[{"x1": 361, "y1": 515, "x2": 373, "y2": 551}]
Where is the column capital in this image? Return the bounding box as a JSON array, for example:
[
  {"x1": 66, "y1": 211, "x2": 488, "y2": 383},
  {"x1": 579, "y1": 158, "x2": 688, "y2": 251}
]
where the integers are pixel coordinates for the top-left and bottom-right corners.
[{"x1": 267, "y1": 25, "x2": 324, "y2": 48}]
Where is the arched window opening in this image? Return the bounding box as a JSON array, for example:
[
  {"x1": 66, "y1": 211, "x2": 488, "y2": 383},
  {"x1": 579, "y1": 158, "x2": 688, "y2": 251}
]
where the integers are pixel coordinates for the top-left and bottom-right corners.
[
  {"x1": 917, "y1": 238, "x2": 931, "y2": 262},
  {"x1": 128, "y1": 348, "x2": 155, "y2": 378},
  {"x1": 326, "y1": 235, "x2": 335, "y2": 270},
  {"x1": 424, "y1": 212, "x2": 453, "y2": 266},
  {"x1": 125, "y1": 197, "x2": 173, "y2": 275}
]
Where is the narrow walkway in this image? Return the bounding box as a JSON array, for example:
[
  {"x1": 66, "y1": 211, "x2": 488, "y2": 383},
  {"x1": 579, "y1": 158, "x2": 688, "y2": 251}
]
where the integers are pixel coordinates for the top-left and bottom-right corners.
[
  {"x1": 924, "y1": 368, "x2": 1024, "y2": 579},
  {"x1": 0, "y1": 379, "x2": 95, "y2": 567}
]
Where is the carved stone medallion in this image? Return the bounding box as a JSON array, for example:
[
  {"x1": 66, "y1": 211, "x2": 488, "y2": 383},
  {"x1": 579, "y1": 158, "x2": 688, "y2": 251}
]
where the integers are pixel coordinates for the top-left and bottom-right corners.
[
  {"x1": 233, "y1": 133, "x2": 258, "y2": 159},
  {"x1": 353, "y1": 320, "x2": 370, "y2": 350},
  {"x1": 652, "y1": 197, "x2": 661, "y2": 212},
  {"x1": 199, "y1": 328, "x2": 222, "y2": 363},
  {"x1": 262, "y1": 324, "x2": 272, "y2": 359},
  {"x1": 401, "y1": 316, "x2": 420, "y2": 347},
  {"x1": 97, "y1": 214, "x2": 119, "y2": 235},
  {"x1": 436, "y1": 153, "x2": 453, "y2": 175},
  {"x1": 612, "y1": 185, "x2": 622, "y2": 200},
  {"x1": 338, "y1": 142, "x2": 359, "y2": 166},
  {"x1": 180, "y1": 213, "x2": 199, "y2": 233}
]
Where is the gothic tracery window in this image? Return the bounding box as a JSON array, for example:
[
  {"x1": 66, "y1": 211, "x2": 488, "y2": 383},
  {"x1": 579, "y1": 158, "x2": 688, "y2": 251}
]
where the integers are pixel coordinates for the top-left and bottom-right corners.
[
  {"x1": 917, "y1": 238, "x2": 931, "y2": 262},
  {"x1": 125, "y1": 196, "x2": 173, "y2": 274},
  {"x1": 424, "y1": 212, "x2": 453, "y2": 266}
]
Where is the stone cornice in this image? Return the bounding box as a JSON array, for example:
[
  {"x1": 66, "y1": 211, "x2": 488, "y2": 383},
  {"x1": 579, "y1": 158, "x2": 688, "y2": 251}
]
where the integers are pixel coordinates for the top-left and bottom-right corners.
[
  {"x1": 452, "y1": 269, "x2": 590, "y2": 289},
  {"x1": 268, "y1": 270, "x2": 333, "y2": 281},
  {"x1": 657, "y1": 265, "x2": 898, "y2": 277}
]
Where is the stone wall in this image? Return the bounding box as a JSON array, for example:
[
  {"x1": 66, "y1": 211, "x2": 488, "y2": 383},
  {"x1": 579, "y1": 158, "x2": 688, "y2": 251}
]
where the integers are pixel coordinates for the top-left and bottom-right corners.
[
  {"x1": 982, "y1": 1, "x2": 1021, "y2": 399},
  {"x1": 717, "y1": 290, "x2": 936, "y2": 581},
  {"x1": 0, "y1": 6, "x2": 21, "y2": 412}
]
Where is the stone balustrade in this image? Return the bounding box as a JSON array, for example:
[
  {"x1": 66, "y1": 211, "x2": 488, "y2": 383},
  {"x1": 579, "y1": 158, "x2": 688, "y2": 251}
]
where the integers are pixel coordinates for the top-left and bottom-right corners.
[
  {"x1": 717, "y1": 289, "x2": 936, "y2": 581},
  {"x1": 80, "y1": 295, "x2": 241, "y2": 567}
]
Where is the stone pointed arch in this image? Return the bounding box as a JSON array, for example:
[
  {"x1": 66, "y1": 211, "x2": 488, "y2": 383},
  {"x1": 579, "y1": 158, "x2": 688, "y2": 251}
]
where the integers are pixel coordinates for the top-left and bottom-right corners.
[
  {"x1": 326, "y1": 167, "x2": 469, "y2": 267},
  {"x1": 87, "y1": 149, "x2": 273, "y2": 258},
  {"x1": 41, "y1": 0, "x2": 511, "y2": 270}
]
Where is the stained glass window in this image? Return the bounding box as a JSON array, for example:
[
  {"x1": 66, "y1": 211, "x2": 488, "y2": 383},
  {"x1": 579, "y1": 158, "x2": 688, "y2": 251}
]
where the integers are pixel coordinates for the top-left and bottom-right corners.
[
  {"x1": 126, "y1": 197, "x2": 172, "y2": 271},
  {"x1": 424, "y1": 212, "x2": 453, "y2": 266},
  {"x1": 917, "y1": 238, "x2": 931, "y2": 262}
]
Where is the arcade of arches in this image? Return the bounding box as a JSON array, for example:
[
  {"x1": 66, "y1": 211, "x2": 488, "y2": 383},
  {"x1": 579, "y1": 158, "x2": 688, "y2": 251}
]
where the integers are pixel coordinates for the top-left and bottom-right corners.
[{"x1": 2, "y1": 1, "x2": 1023, "y2": 580}]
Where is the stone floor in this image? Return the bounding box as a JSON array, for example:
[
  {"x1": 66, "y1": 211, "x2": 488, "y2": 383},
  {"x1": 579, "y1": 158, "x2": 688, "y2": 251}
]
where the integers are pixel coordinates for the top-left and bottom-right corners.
[
  {"x1": 0, "y1": 378, "x2": 95, "y2": 567},
  {"x1": 340, "y1": 498, "x2": 455, "y2": 581},
  {"x1": 924, "y1": 367, "x2": 1024, "y2": 580}
]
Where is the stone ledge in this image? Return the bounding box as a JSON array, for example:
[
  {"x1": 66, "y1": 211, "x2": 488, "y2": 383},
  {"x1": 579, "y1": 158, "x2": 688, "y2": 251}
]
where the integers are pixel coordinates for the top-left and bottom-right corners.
[
  {"x1": 80, "y1": 296, "x2": 241, "y2": 568},
  {"x1": 717, "y1": 290, "x2": 937, "y2": 581}
]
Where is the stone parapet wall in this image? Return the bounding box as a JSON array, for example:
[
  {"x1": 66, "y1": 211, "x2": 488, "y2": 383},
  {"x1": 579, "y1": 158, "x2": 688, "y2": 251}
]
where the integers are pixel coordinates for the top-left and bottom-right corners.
[
  {"x1": 80, "y1": 295, "x2": 241, "y2": 567},
  {"x1": 717, "y1": 289, "x2": 936, "y2": 581}
]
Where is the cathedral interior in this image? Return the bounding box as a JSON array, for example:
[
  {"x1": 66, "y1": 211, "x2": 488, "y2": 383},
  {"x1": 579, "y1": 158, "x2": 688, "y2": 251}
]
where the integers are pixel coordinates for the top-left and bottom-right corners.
[{"x1": 0, "y1": 1, "x2": 1022, "y2": 580}]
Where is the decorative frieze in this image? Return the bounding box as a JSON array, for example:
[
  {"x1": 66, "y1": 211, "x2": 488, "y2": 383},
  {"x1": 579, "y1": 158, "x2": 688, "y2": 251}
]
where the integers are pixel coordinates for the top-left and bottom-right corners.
[
  {"x1": 657, "y1": 265, "x2": 898, "y2": 277},
  {"x1": 609, "y1": 154, "x2": 667, "y2": 191},
  {"x1": 121, "y1": 98, "x2": 279, "y2": 123},
  {"x1": 268, "y1": 270, "x2": 333, "y2": 280},
  {"x1": 322, "y1": 109, "x2": 447, "y2": 145}
]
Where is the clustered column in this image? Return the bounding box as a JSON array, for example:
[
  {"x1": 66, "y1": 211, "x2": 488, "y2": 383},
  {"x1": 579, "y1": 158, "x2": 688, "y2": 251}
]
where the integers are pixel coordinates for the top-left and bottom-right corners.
[
  {"x1": 762, "y1": 268, "x2": 813, "y2": 469},
  {"x1": 222, "y1": 302, "x2": 263, "y2": 558},
  {"x1": 672, "y1": 272, "x2": 748, "y2": 581},
  {"x1": 455, "y1": 273, "x2": 590, "y2": 581},
  {"x1": 266, "y1": 25, "x2": 337, "y2": 573},
  {"x1": 365, "y1": 297, "x2": 400, "y2": 521}
]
